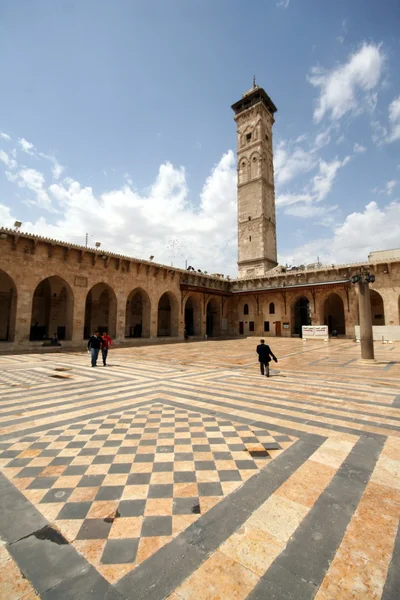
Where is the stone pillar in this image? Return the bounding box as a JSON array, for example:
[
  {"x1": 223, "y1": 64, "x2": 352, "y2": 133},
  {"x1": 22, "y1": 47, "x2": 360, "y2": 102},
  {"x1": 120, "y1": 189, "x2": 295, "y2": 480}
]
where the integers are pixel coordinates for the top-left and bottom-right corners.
[
  {"x1": 116, "y1": 295, "x2": 126, "y2": 343},
  {"x1": 150, "y1": 302, "x2": 158, "y2": 338},
  {"x1": 71, "y1": 290, "x2": 86, "y2": 345},
  {"x1": 14, "y1": 285, "x2": 32, "y2": 344},
  {"x1": 358, "y1": 281, "x2": 374, "y2": 360}
]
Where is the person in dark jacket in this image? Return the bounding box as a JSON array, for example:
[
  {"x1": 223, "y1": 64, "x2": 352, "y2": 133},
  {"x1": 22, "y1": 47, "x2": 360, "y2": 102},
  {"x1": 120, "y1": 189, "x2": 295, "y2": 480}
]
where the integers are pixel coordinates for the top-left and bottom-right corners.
[
  {"x1": 87, "y1": 331, "x2": 104, "y2": 367},
  {"x1": 256, "y1": 339, "x2": 277, "y2": 377}
]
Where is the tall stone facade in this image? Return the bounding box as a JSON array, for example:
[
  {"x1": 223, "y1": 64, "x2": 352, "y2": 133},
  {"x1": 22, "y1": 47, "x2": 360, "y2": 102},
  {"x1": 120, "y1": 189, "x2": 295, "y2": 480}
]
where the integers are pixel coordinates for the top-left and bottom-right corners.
[{"x1": 232, "y1": 83, "x2": 278, "y2": 278}]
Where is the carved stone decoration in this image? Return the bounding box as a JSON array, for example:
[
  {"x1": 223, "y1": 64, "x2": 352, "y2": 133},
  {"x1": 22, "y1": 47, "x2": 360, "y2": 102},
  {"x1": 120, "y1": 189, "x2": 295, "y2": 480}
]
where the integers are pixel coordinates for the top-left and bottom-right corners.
[{"x1": 74, "y1": 276, "x2": 88, "y2": 287}]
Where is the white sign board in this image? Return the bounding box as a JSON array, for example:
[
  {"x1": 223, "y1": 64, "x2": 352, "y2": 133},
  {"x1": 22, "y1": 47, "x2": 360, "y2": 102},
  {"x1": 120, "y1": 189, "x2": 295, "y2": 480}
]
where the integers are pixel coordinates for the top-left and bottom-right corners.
[{"x1": 302, "y1": 325, "x2": 329, "y2": 339}]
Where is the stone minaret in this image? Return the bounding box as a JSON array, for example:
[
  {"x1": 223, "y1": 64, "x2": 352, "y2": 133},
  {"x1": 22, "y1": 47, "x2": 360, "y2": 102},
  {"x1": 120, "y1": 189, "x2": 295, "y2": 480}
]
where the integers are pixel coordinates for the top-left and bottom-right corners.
[{"x1": 232, "y1": 81, "x2": 278, "y2": 278}]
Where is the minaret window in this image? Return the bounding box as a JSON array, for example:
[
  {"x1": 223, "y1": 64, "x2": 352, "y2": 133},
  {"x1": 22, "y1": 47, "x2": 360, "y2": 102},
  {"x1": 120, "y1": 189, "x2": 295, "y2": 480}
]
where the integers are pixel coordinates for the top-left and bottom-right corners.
[
  {"x1": 244, "y1": 304, "x2": 249, "y2": 315},
  {"x1": 248, "y1": 216, "x2": 251, "y2": 221},
  {"x1": 246, "y1": 133, "x2": 252, "y2": 142},
  {"x1": 269, "y1": 302, "x2": 275, "y2": 314},
  {"x1": 249, "y1": 236, "x2": 251, "y2": 242}
]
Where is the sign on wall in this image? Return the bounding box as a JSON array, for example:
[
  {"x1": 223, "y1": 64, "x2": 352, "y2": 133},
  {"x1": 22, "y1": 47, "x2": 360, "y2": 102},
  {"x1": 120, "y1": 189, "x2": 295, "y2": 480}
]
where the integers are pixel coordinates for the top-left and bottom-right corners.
[{"x1": 302, "y1": 325, "x2": 328, "y2": 339}]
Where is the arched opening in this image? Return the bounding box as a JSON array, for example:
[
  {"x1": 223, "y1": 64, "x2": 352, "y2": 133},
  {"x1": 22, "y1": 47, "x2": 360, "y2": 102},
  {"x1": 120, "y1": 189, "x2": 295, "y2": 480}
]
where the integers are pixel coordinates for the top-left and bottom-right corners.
[
  {"x1": 269, "y1": 302, "x2": 275, "y2": 315},
  {"x1": 125, "y1": 288, "x2": 151, "y2": 338},
  {"x1": 184, "y1": 296, "x2": 201, "y2": 336},
  {"x1": 244, "y1": 303, "x2": 249, "y2": 316},
  {"x1": 30, "y1": 276, "x2": 73, "y2": 341},
  {"x1": 323, "y1": 293, "x2": 345, "y2": 335},
  {"x1": 206, "y1": 298, "x2": 221, "y2": 337},
  {"x1": 292, "y1": 296, "x2": 311, "y2": 336},
  {"x1": 84, "y1": 283, "x2": 117, "y2": 339},
  {"x1": 157, "y1": 292, "x2": 179, "y2": 337},
  {"x1": 0, "y1": 270, "x2": 17, "y2": 342},
  {"x1": 370, "y1": 290, "x2": 385, "y2": 325}
]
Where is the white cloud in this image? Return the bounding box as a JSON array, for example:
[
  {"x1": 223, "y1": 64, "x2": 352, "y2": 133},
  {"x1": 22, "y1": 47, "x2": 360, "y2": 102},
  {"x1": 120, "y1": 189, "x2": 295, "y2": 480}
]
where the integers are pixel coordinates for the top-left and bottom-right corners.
[
  {"x1": 277, "y1": 0, "x2": 290, "y2": 8},
  {"x1": 0, "y1": 150, "x2": 17, "y2": 170},
  {"x1": 312, "y1": 156, "x2": 350, "y2": 201},
  {"x1": 16, "y1": 168, "x2": 53, "y2": 210},
  {"x1": 308, "y1": 43, "x2": 385, "y2": 123},
  {"x1": 387, "y1": 95, "x2": 400, "y2": 143},
  {"x1": 274, "y1": 141, "x2": 317, "y2": 185},
  {"x1": 1, "y1": 150, "x2": 238, "y2": 274},
  {"x1": 284, "y1": 204, "x2": 338, "y2": 218},
  {"x1": 280, "y1": 201, "x2": 400, "y2": 266},
  {"x1": 314, "y1": 128, "x2": 331, "y2": 149},
  {"x1": 0, "y1": 132, "x2": 11, "y2": 141},
  {"x1": 353, "y1": 142, "x2": 366, "y2": 153},
  {"x1": 18, "y1": 137, "x2": 35, "y2": 155},
  {"x1": 372, "y1": 179, "x2": 398, "y2": 196}
]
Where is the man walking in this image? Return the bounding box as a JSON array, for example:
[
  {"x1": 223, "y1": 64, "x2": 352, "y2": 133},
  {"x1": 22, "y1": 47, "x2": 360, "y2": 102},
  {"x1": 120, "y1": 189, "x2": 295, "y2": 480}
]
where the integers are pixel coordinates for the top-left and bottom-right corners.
[
  {"x1": 101, "y1": 331, "x2": 112, "y2": 366},
  {"x1": 87, "y1": 331, "x2": 104, "y2": 367},
  {"x1": 256, "y1": 339, "x2": 278, "y2": 377}
]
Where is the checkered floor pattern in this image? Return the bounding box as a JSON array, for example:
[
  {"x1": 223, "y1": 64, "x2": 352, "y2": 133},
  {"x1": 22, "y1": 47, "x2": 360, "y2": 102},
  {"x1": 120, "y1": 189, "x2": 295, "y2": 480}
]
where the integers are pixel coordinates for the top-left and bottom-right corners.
[{"x1": 0, "y1": 402, "x2": 295, "y2": 574}]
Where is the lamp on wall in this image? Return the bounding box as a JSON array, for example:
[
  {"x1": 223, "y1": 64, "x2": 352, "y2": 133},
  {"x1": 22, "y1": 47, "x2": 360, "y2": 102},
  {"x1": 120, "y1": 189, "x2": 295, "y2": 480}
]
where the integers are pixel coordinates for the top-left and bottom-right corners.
[
  {"x1": 95, "y1": 242, "x2": 101, "y2": 248},
  {"x1": 14, "y1": 221, "x2": 22, "y2": 229}
]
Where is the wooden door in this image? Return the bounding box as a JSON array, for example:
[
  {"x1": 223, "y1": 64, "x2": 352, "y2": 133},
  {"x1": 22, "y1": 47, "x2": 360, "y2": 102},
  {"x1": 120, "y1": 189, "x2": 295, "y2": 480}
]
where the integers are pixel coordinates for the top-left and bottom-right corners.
[
  {"x1": 239, "y1": 322, "x2": 244, "y2": 335},
  {"x1": 275, "y1": 321, "x2": 282, "y2": 337}
]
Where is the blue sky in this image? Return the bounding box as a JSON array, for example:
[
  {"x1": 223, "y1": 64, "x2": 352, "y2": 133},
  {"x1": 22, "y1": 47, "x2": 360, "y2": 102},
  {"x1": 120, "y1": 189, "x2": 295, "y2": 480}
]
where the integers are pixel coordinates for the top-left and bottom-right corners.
[{"x1": 0, "y1": 0, "x2": 399, "y2": 274}]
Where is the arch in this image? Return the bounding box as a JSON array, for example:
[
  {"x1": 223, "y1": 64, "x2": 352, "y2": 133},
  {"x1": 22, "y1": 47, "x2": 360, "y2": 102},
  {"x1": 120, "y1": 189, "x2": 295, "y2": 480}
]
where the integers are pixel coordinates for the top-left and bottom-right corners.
[
  {"x1": 157, "y1": 292, "x2": 179, "y2": 337},
  {"x1": 292, "y1": 296, "x2": 311, "y2": 336},
  {"x1": 0, "y1": 270, "x2": 17, "y2": 342},
  {"x1": 249, "y1": 151, "x2": 260, "y2": 179},
  {"x1": 30, "y1": 275, "x2": 74, "y2": 341},
  {"x1": 269, "y1": 302, "x2": 275, "y2": 315},
  {"x1": 184, "y1": 294, "x2": 201, "y2": 336},
  {"x1": 238, "y1": 157, "x2": 249, "y2": 185},
  {"x1": 243, "y1": 303, "x2": 249, "y2": 316},
  {"x1": 370, "y1": 290, "x2": 385, "y2": 325},
  {"x1": 125, "y1": 288, "x2": 151, "y2": 338},
  {"x1": 84, "y1": 282, "x2": 117, "y2": 339},
  {"x1": 323, "y1": 293, "x2": 345, "y2": 335},
  {"x1": 206, "y1": 298, "x2": 221, "y2": 337}
]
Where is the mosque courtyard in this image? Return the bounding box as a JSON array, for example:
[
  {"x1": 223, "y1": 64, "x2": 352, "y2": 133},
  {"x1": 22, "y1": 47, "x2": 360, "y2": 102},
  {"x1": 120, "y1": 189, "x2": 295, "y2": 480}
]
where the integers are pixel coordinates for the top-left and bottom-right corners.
[{"x1": 0, "y1": 337, "x2": 399, "y2": 600}]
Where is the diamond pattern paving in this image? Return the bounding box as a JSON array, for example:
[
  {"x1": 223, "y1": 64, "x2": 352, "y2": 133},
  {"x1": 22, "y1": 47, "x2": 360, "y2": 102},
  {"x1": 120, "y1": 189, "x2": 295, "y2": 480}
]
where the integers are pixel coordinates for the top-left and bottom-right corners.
[{"x1": 0, "y1": 401, "x2": 294, "y2": 579}]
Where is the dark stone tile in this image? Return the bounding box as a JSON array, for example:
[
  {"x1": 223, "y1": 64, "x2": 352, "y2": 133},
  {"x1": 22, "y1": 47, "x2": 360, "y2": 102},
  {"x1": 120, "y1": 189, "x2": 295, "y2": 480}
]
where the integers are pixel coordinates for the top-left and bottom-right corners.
[
  {"x1": 104, "y1": 440, "x2": 121, "y2": 447},
  {"x1": 228, "y1": 444, "x2": 246, "y2": 452},
  {"x1": 173, "y1": 498, "x2": 200, "y2": 515},
  {"x1": 92, "y1": 435, "x2": 108, "y2": 440},
  {"x1": 218, "y1": 470, "x2": 242, "y2": 482},
  {"x1": 27, "y1": 477, "x2": 58, "y2": 489},
  {"x1": 126, "y1": 434, "x2": 141, "y2": 439},
  {"x1": 15, "y1": 466, "x2": 43, "y2": 478},
  {"x1": 198, "y1": 482, "x2": 223, "y2": 497},
  {"x1": 195, "y1": 461, "x2": 216, "y2": 471},
  {"x1": 40, "y1": 488, "x2": 74, "y2": 503},
  {"x1": 57, "y1": 502, "x2": 92, "y2": 519},
  {"x1": 109, "y1": 463, "x2": 131, "y2": 474},
  {"x1": 152, "y1": 462, "x2": 173, "y2": 472},
  {"x1": 76, "y1": 519, "x2": 112, "y2": 540},
  {"x1": 6, "y1": 458, "x2": 31, "y2": 468},
  {"x1": 112, "y1": 429, "x2": 127, "y2": 434},
  {"x1": 192, "y1": 445, "x2": 211, "y2": 453},
  {"x1": 148, "y1": 484, "x2": 173, "y2": 498},
  {"x1": 159, "y1": 433, "x2": 174, "y2": 439},
  {"x1": 117, "y1": 446, "x2": 137, "y2": 454},
  {"x1": 101, "y1": 538, "x2": 139, "y2": 564},
  {"x1": 174, "y1": 453, "x2": 193, "y2": 462},
  {"x1": 30, "y1": 442, "x2": 50, "y2": 449},
  {"x1": 141, "y1": 516, "x2": 172, "y2": 537},
  {"x1": 95, "y1": 486, "x2": 124, "y2": 501},
  {"x1": 77, "y1": 475, "x2": 105, "y2": 487},
  {"x1": 127, "y1": 473, "x2": 151, "y2": 485},
  {"x1": 134, "y1": 454, "x2": 155, "y2": 463},
  {"x1": 49, "y1": 456, "x2": 74, "y2": 466},
  {"x1": 241, "y1": 437, "x2": 258, "y2": 443},
  {"x1": 41, "y1": 564, "x2": 125, "y2": 600},
  {"x1": 156, "y1": 446, "x2": 174, "y2": 454},
  {"x1": 139, "y1": 439, "x2": 157, "y2": 446},
  {"x1": 40, "y1": 450, "x2": 61, "y2": 457},
  {"x1": 118, "y1": 500, "x2": 146, "y2": 517},
  {"x1": 213, "y1": 452, "x2": 233, "y2": 460},
  {"x1": 235, "y1": 460, "x2": 258, "y2": 470},
  {"x1": 222, "y1": 431, "x2": 239, "y2": 437},
  {"x1": 63, "y1": 465, "x2": 87, "y2": 476},
  {"x1": 92, "y1": 455, "x2": 114, "y2": 464},
  {"x1": 174, "y1": 472, "x2": 196, "y2": 484},
  {"x1": 79, "y1": 448, "x2": 98, "y2": 456},
  {"x1": 207, "y1": 438, "x2": 225, "y2": 445}
]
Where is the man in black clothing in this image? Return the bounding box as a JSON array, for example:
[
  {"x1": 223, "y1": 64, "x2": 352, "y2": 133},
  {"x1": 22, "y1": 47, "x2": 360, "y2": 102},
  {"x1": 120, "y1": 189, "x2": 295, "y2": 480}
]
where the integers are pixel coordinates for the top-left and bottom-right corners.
[
  {"x1": 256, "y1": 339, "x2": 277, "y2": 377},
  {"x1": 87, "y1": 331, "x2": 104, "y2": 367}
]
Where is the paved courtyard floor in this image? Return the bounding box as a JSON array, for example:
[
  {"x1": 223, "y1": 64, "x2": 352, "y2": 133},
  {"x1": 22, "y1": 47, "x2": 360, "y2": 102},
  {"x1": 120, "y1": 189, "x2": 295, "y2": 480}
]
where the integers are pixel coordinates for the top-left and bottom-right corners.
[{"x1": 0, "y1": 337, "x2": 399, "y2": 600}]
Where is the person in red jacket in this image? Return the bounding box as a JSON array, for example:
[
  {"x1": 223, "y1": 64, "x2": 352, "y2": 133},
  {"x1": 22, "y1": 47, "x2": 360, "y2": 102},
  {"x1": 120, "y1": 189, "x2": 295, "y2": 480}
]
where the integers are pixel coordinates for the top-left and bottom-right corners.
[{"x1": 101, "y1": 332, "x2": 112, "y2": 366}]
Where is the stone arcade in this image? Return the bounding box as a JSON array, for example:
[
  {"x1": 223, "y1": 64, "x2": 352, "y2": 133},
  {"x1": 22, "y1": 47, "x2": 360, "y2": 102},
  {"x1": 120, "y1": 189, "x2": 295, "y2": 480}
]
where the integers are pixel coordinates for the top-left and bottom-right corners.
[{"x1": 0, "y1": 83, "x2": 399, "y2": 351}]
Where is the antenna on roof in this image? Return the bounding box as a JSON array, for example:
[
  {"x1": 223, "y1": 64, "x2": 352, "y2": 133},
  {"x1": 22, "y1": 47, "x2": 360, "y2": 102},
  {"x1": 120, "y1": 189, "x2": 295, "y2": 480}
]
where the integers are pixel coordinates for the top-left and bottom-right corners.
[{"x1": 253, "y1": 75, "x2": 256, "y2": 88}]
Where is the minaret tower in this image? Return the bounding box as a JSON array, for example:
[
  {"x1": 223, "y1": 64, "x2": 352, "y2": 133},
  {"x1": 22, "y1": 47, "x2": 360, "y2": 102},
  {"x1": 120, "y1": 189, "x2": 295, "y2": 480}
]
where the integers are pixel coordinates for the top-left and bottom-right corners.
[{"x1": 232, "y1": 79, "x2": 278, "y2": 278}]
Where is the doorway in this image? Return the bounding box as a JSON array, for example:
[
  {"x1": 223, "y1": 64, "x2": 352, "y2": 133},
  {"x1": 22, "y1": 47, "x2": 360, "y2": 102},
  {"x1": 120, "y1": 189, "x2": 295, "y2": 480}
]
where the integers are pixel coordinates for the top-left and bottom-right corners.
[{"x1": 275, "y1": 321, "x2": 281, "y2": 337}]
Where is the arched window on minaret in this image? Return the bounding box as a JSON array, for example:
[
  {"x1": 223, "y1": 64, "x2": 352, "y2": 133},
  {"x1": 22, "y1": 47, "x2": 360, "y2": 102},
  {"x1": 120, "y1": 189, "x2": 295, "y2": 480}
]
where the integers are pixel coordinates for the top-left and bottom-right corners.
[
  {"x1": 250, "y1": 152, "x2": 260, "y2": 179},
  {"x1": 244, "y1": 303, "x2": 249, "y2": 315},
  {"x1": 269, "y1": 302, "x2": 275, "y2": 315},
  {"x1": 238, "y1": 158, "x2": 248, "y2": 185}
]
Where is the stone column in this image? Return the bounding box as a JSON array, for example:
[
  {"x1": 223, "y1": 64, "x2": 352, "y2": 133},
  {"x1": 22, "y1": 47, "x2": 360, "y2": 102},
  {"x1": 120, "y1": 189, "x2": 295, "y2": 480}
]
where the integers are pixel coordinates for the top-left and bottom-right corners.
[
  {"x1": 358, "y1": 281, "x2": 374, "y2": 360},
  {"x1": 13, "y1": 284, "x2": 32, "y2": 345}
]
